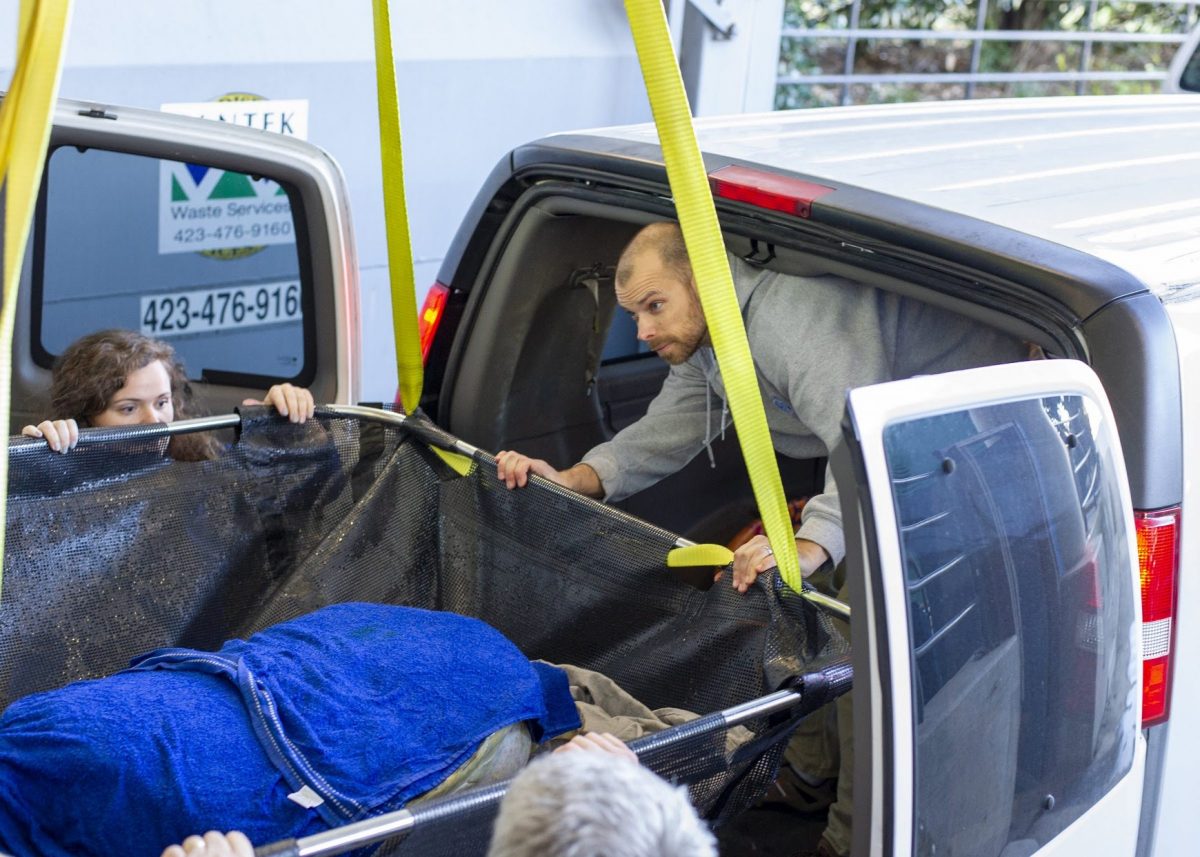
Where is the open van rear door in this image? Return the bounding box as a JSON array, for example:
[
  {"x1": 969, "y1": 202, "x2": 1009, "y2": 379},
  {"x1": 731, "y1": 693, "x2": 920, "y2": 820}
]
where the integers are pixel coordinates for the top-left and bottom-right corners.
[
  {"x1": 8, "y1": 97, "x2": 360, "y2": 433},
  {"x1": 831, "y1": 360, "x2": 1145, "y2": 857}
]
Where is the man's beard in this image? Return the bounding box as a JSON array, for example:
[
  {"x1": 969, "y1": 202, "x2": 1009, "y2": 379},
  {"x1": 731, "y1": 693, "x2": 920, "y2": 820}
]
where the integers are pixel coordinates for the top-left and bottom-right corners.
[{"x1": 656, "y1": 304, "x2": 708, "y2": 365}]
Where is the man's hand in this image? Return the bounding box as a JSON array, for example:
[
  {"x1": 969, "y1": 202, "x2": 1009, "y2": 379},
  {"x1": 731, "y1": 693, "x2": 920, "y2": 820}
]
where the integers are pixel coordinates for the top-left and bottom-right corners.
[
  {"x1": 21, "y1": 419, "x2": 79, "y2": 453},
  {"x1": 494, "y1": 452, "x2": 605, "y2": 498},
  {"x1": 243, "y1": 383, "x2": 315, "y2": 424},
  {"x1": 731, "y1": 534, "x2": 830, "y2": 594},
  {"x1": 160, "y1": 831, "x2": 253, "y2": 857},
  {"x1": 495, "y1": 450, "x2": 566, "y2": 489}
]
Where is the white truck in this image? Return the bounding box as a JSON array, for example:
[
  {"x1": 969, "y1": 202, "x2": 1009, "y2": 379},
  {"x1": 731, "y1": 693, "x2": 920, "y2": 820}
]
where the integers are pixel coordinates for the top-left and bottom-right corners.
[{"x1": 9, "y1": 92, "x2": 1199, "y2": 855}]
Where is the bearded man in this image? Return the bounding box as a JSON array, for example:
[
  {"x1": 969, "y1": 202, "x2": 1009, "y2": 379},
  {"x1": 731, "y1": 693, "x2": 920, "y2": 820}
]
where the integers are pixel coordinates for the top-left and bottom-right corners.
[{"x1": 496, "y1": 220, "x2": 1025, "y2": 590}]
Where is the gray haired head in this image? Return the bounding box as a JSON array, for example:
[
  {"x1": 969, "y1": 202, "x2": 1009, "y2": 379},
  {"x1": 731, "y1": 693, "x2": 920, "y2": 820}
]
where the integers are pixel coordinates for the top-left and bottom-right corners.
[{"x1": 487, "y1": 750, "x2": 716, "y2": 857}]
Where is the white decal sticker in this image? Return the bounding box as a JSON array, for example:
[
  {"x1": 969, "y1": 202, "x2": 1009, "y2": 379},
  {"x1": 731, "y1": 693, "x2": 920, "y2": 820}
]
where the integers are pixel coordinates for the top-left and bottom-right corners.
[
  {"x1": 287, "y1": 785, "x2": 325, "y2": 809},
  {"x1": 157, "y1": 98, "x2": 308, "y2": 255},
  {"x1": 140, "y1": 281, "x2": 302, "y2": 337},
  {"x1": 161, "y1": 99, "x2": 309, "y2": 140}
]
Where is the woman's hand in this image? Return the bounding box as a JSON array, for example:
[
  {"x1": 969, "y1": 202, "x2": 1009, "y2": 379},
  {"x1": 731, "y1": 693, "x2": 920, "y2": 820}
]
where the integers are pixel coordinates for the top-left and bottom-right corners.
[
  {"x1": 243, "y1": 383, "x2": 315, "y2": 424},
  {"x1": 21, "y1": 419, "x2": 79, "y2": 453}
]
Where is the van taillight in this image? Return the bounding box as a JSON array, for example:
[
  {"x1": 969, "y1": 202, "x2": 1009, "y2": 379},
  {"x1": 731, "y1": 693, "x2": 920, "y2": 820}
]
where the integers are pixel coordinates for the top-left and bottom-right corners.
[
  {"x1": 708, "y1": 165, "x2": 835, "y2": 219},
  {"x1": 419, "y1": 282, "x2": 451, "y2": 364},
  {"x1": 1137, "y1": 506, "x2": 1180, "y2": 727}
]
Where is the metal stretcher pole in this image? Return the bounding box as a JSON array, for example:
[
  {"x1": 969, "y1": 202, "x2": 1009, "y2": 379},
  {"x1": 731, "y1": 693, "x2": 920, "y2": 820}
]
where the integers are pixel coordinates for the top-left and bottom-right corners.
[
  {"x1": 252, "y1": 783, "x2": 510, "y2": 857},
  {"x1": 793, "y1": 587, "x2": 851, "y2": 623},
  {"x1": 253, "y1": 810, "x2": 415, "y2": 857}
]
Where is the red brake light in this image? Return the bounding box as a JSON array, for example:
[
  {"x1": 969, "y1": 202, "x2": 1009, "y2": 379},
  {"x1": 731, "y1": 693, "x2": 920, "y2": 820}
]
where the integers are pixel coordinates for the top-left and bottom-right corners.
[
  {"x1": 708, "y1": 165, "x2": 835, "y2": 218},
  {"x1": 1136, "y1": 507, "x2": 1180, "y2": 726},
  {"x1": 419, "y1": 282, "x2": 451, "y2": 364},
  {"x1": 1143, "y1": 657, "x2": 1170, "y2": 726}
]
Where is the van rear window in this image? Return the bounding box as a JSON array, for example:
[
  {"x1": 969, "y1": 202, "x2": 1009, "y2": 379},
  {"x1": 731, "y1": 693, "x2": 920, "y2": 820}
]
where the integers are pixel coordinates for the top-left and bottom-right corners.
[
  {"x1": 882, "y1": 394, "x2": 1136, "y2": 855},
  {"x1": 33, "y1": 145, "x2": 313, "y2": 386}
]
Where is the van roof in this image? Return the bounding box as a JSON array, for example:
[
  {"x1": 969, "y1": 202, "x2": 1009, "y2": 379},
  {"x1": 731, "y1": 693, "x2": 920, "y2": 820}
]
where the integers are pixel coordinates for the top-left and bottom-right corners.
[{"x1": 559, "y1": 95, "x2": 1200, "y2": 298}]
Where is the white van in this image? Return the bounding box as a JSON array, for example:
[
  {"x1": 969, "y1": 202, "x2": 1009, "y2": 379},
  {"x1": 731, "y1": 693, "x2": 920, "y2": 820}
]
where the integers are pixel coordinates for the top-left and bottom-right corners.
[{"x1": 418, "y1": 93, "x2": 1200, "y2": 857}]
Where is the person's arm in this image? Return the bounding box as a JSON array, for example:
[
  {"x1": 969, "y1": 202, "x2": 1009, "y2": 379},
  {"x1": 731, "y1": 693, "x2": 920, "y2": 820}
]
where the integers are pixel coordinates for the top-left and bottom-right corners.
[
  {"x1": 20, "y1": 419, "x2": 79, "y2": 453},
  {"x1": 495, "y1": 454, "x2": 604, "y2": 498},
  {"x1": 160, "y1": 831, "x2": 253, "y2": 857},
  {"x1": 577, "y1": 357, "x2": 721, "y2": 502},
  {"x1": 496, "y1": 357, "x2": 718, "y2": 502},
  {"x1": 242, "y1": 383, "x2": 315, "y2": 424}
]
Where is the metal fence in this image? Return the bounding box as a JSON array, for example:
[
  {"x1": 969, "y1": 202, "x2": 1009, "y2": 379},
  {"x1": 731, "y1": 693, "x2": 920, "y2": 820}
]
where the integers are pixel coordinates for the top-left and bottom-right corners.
[{"x1": 777, "y1": 0, "x2": 1199, "y2": 106}]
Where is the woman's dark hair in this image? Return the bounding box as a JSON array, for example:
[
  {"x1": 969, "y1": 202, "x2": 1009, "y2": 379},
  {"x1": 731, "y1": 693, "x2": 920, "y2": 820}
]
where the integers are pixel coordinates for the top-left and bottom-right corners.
[{"x1": 49, "y1": 329, "x2": 219, "y2": 461}]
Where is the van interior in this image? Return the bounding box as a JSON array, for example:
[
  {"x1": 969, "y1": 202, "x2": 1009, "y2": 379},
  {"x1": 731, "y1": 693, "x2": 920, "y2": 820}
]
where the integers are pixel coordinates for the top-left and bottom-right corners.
[{"x1": 438, "y1": 194, "x2": 1055, "y2": 546}]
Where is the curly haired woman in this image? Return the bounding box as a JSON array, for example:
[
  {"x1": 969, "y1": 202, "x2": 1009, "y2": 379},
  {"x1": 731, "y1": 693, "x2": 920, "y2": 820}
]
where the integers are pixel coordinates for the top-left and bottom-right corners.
[{"x1": 21, "y1": 329, "x2": 314, "y2": 460}]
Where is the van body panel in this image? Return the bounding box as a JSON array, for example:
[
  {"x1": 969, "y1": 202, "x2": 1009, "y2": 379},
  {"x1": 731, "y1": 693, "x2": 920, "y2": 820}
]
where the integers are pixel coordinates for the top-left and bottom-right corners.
[
  {"x1": 1146, "y1": 298, "x2": 1200, "y2": 855},
  {"x1": 1079, "y1": 294, "x2": 1183, "y2": 509}
]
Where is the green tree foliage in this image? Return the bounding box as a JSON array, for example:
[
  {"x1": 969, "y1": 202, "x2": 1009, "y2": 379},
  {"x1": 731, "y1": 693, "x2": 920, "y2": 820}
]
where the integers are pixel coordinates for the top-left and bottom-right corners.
[{"x1": 776, "y1": 0, "x2": 1198, "y2": 108}]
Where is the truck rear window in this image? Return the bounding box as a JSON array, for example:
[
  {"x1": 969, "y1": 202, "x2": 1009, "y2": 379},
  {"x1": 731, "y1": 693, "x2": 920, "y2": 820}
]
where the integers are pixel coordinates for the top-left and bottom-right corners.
[
  {"x1": 882, "y1": 394, "x2": 1136, "y2": 854},
  {"x1": 33, "y1": 145, "x2": 313, "y2": 386}
]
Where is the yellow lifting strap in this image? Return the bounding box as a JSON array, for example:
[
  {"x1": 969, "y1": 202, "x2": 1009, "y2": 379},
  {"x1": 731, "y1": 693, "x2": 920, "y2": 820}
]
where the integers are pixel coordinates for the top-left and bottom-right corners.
[
  {"x1": 624, "y1": 0, "x2": 803, "y2": 593},
  {"x1": 430, "y1": 445, "x2": 474, "y2": 477},
  {"x1": 371, "y1": 0, "x2": 424, "y2": 413},
  {"x1": 667, "y1": 543, "x2": 734, "y2": 569},
  {"x1": 0, "y1": 0, "x2": 73, "y2": 601}
]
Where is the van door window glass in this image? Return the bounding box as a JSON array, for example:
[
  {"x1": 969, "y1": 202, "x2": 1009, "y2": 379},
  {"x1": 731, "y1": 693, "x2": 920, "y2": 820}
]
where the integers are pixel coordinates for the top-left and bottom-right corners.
[
  {"x1": 1181, "y1": 42, "x2": 1200, "y2": 92},
  {"x1": 35, "y1": 146, "x2": 311, "y2": 385},
  {"x1": 882, "y1": 395, "x2": 1137, "y2": 856}
]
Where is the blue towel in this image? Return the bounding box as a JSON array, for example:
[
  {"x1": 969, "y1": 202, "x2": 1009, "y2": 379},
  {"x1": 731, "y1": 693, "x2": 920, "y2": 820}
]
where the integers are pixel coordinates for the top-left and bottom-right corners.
[{"x1": 0, "y1": 603, "x2": 580, "y2": 857}]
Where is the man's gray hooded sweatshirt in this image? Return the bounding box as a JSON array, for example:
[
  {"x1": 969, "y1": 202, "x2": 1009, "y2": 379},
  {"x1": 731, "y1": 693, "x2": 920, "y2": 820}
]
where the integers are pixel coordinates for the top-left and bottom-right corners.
[{"x1": 582, "y1": 255, "x2": 1029, "y2": 569}]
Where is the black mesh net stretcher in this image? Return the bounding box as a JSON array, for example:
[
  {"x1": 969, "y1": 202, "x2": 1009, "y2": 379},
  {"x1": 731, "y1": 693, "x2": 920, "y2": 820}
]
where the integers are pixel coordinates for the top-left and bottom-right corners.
[{"x1": 0, "y1": 405, "x2": 851, "y2": 857}]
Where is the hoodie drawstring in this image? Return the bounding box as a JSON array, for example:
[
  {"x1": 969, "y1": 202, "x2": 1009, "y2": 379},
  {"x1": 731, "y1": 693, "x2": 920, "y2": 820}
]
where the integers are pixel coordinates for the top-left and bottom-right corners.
[{"x1": 701, "y1": 351, "x2": 728, "y2": 469}]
